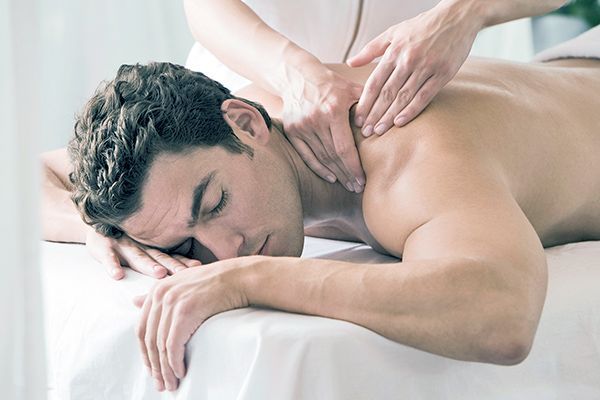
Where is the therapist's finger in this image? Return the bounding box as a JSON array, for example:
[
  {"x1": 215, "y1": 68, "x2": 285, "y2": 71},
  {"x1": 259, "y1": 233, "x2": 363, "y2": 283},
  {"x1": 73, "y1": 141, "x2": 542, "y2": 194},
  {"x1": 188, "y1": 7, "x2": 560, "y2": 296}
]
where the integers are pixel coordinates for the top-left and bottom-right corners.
[
  {"x1": 329, "y1": 119, "x2": 365, "y2": 189},
  {"x1": 355, "y1": 58, "x2": 396, "y2": 134},
  {"x1": 290, "y1": 136, "x2": 337, "y2": 184},
  {"x1": 374, "y1": 72, "x2": 433, "y2": 131},
  {"x1": 157, "y1": 308, "x2": 178, "y2": 391},
  {"x1": 363, "y1": 67, "x2": 412, "y2": 136},
  {"x1": 146, "y1": 248, "x2": 188, "y2": 274},
  {"x1": 394, "y1": 76, "x2": 439, "y2": 127},
  {"x1": 305, "y1": 130, "x2": 356, "y2": 192},
  {"x1": 346, "y1": 31, "x2": 390, "y2": 68}
]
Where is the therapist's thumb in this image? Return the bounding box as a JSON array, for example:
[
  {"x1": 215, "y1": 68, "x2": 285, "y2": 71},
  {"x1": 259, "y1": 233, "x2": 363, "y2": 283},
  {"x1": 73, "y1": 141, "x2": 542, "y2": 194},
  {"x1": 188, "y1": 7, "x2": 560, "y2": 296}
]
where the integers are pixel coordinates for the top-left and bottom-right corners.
[{"x1": 346, "y1": 34, "x2": 390, "y2": 67}]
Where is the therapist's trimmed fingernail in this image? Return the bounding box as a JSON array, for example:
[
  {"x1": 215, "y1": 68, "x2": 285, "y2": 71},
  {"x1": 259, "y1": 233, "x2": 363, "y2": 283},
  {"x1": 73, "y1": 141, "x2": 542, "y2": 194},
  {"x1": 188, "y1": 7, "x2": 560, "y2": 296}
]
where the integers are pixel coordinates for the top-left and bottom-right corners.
[
  {"x1": 326, "y1": 174, "x2": 336, "y2": 183},
  {"x1": 355, "y1": 116, "x2": 364, "y2": 127},
  {"x1": 374, "y1": 123, "x2": 386, "y2": 135},
  {"x1": 344, "y1": 181, "x2": 355, "y2": 192},
  {"x1": 394, "y1": 116, "x2": 407, "y2": 126},
  {"x1": 153, "y1": 265, "x2": 164, "y2": 272},
  {"x1": 356, "y1": 177, "x2": 365, "y2": 186},
  {"x1": 363, "y1": 125, "x2": 373, "y2": 137}
]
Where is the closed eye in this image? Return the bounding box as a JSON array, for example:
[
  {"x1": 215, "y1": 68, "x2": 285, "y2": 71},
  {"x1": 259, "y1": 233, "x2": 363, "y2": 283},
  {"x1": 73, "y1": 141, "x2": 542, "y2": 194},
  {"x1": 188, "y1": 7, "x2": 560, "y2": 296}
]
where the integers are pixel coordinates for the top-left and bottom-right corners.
[{"x1": 210, "y1": 190, "x2": 229, "y2": 216}]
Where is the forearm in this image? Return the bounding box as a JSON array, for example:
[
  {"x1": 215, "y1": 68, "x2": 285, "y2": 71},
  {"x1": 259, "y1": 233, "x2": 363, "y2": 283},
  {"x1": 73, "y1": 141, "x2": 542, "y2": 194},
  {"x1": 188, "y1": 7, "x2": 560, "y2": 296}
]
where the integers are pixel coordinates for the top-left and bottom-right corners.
[
  {"x1": 41, "y1": 149, "x2": 90, "y2": 243},
  {"x1": 244, "y1": 255, "x2": 541, "y2": 365},
  {"x1": 439, "y1": 0, "x2": 567, "y2": 29},
  {"x1": 184, "y1": 0, "x2": 330, "y2": 95}
]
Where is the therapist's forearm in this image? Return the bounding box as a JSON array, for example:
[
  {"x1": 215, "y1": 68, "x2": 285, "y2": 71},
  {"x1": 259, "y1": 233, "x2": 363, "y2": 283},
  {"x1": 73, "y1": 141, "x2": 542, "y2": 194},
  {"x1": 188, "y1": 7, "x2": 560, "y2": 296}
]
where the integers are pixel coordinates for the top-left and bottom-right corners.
[
  {"x1": 440, "y1": 0, "x2": 567, "y2": 29},
  {"x1": 243, "y1": 256, "x2": 536, "y2": 365},
  {"x1": 184, "y1": 0, "x2": 330, "y2": 95}
]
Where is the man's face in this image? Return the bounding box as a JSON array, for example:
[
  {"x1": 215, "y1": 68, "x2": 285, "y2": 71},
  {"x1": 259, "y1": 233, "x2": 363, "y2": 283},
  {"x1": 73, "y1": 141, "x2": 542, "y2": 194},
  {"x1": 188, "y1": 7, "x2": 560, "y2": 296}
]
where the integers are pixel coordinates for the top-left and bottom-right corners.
[{"x1": 121, "y1": 143, "x2": 305, "y2": 262}]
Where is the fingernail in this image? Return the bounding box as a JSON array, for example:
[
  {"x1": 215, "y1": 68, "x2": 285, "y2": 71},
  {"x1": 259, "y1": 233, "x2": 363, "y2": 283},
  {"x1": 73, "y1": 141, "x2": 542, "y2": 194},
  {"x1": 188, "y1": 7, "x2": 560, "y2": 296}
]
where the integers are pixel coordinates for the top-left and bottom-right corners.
[
  {"x1": 356, "y1": 177, "x2": 365, "y2": 186},
  {"x1": 326, "y1": 174, "x2": 336, "y2": 183},
  {"x1": 154, "y1": 378, "x2": 164, "y2": 392},
  {"x1": 353, "y1": 182, "x2": 363, "y2": 193},
  {"x1": 394, "y1": 116, "x2": 407, "y2": 126},
  {"x1": 153, "y1": 265, "x2": 164, "y2": 272},
  {"x1": 344, "y1": 181, "x2": 355, "y2": 192},
  {"x1": 112, "y1": 268, "x2": 123, "y2": 279},
  {"x1": 363, "y1": 125, "x2": 373, "y2": 137},
  {"x1": 374, "y1": 123, "x2": 386, "y2": 135},
  {"x1": 355, "y1": 116, "x2": 364, "y2": 127}
]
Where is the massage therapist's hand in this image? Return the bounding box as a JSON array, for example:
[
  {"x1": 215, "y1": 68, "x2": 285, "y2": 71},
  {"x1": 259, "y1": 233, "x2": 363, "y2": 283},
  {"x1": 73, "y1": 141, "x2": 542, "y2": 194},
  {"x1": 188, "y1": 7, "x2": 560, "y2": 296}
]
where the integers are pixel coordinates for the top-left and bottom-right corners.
[
  {"x1": 347, "y1": 1, "x2": 481, "y2": 135},
  {"x1": 281, "y1": 68, "x2": 366, "y2": 193},
  {"x1": 85, "y1": 229, "x2": 202, "y2": 280},
  {"x1": 133, "y1": 256, "x2": 254, "y2": 392}
]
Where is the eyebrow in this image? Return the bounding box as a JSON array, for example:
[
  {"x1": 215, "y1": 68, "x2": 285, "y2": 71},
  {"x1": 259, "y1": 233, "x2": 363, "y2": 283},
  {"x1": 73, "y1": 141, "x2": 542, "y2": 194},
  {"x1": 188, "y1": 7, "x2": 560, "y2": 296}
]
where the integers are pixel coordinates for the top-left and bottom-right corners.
[{"x1": 187, "y1": 171, "x2": 216, "y2": 229}]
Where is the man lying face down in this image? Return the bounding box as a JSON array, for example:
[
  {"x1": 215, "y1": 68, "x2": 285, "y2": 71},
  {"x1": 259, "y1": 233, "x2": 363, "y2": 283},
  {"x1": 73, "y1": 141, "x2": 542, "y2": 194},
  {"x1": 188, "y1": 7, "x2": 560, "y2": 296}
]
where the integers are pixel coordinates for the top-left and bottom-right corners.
[{"x1": 65, "y1": 56, "x2": 600, "y2": 391}]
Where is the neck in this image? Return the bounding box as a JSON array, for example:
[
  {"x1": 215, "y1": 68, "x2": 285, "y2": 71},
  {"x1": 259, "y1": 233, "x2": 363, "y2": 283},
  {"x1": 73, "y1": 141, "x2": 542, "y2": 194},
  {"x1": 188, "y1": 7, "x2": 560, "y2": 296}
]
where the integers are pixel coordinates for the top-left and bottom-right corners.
[{"x1": 269, "y1": 120, "x2": 364, "y2": 234}]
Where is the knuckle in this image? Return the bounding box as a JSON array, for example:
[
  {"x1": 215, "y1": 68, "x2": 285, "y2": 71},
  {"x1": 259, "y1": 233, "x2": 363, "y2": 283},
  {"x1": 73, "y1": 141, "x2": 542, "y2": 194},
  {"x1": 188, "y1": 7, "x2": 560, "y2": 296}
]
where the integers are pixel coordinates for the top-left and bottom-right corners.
[
  {"x1": 153, "y1": 284, "x2": 168, "y2": 299},
  {"x1": 176, "y1": 300, "x2": 191, "y2": 318},
  {"x1": 397, "y1": 90, "x2": 412, "y2": 105},
  {"x1": 381, "y1": 88, "x2": 396, "y2": 103},
  {"x1": 163, "y1": 291, "x2": 177, "y2": 306}
]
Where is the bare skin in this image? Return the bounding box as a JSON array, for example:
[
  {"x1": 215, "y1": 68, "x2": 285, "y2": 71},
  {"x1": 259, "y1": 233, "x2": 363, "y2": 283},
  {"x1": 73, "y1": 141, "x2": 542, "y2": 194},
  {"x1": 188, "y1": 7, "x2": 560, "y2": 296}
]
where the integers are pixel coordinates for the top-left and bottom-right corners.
[
  {"x1": 237, "y1": 58, "x2": 600, "y2": 250},
  {"x1": 42, "y1": 57, "x2": 600, "y2": 391}
]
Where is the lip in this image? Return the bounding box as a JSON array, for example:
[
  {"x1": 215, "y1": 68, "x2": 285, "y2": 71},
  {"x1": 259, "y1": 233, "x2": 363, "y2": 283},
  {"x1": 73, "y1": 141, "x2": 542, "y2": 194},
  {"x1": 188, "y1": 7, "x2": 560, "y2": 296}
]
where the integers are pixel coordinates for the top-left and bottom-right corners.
[{"x1": 258, "y1": 235, "x2": 269, "y2": 256}]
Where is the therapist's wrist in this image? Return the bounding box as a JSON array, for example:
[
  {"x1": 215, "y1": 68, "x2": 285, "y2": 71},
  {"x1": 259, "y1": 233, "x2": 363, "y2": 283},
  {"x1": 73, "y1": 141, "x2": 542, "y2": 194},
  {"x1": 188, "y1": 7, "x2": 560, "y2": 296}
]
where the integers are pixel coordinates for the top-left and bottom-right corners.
[
  {"x1": 436, "y1": 0, "x2": 487, "y2": 31},
  {"x1": 273, "y1": 42, "x2": 330, "y2": 95}
]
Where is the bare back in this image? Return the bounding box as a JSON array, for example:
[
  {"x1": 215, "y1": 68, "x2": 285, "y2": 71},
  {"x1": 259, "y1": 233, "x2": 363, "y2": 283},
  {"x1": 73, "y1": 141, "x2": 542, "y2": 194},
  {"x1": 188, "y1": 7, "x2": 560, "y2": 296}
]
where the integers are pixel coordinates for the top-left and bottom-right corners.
[{"x1": 236, "y1": 57, "x2": 600, "y2": 253}]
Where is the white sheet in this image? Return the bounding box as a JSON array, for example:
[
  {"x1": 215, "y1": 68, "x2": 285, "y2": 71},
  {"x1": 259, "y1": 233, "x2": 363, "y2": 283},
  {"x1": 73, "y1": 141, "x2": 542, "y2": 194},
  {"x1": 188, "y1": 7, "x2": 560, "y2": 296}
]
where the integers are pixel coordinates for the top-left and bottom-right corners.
[{"x1": 43, "y1": 238, "x2": 600, "y2": 399}]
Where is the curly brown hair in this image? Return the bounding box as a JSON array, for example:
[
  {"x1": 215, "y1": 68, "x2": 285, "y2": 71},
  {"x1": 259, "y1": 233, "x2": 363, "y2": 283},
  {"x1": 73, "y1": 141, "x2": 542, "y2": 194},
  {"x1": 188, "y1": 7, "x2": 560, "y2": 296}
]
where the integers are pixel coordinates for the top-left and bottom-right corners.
[{"x1": 68, "y1": 62, "x2": 272, "y2": 237}]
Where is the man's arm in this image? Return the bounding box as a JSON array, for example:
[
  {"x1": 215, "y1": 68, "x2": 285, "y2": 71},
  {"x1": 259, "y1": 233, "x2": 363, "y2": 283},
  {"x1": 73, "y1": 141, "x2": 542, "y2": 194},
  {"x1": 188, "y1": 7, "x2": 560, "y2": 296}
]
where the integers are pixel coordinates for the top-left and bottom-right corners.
[
  {"x1": 41, "y1": 148, "x2": 91, "y2": 243},
  {"x1": 40, "y1": 149, "x2": 194, "y2": 278},
  {"x1": 245, "y1": 148, "x2": 548, "y2": 365}
]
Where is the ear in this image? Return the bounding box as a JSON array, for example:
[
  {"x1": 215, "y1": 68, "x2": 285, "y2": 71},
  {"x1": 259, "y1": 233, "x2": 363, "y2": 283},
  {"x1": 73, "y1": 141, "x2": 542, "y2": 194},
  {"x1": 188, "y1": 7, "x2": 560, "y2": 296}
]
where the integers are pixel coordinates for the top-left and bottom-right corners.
[{"x1": 221, "y1": 99, "x2": 270, "y2": 145}]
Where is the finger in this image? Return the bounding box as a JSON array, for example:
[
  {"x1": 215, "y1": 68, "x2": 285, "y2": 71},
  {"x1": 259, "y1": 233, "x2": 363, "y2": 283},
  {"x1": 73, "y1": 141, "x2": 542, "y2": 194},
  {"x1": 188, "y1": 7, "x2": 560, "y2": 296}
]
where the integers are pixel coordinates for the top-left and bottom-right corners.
[
  {"x1": 133, "y1": 294, "x2": 147, "y2": 308},
  {"x1": 146, "y1": 248, "x2": 188, "y2": 275},
  {"x1": 120, "y1": 245, "x2": 168, "y2": 279},
  {"x1": 136, "y1": 293, "x2": 153, "y2": 374},
  {"x1": 145, "y1": 295, "x2": 165, "y2": 391},
  {"x1": 346, "y1": 32, "x2": 390, "y2": 67},
  {"x1": 167, "y1": 308, "x2": 197, "y2": 381},
  {"x1": 355, "y1": 57, "x2": 397, "y2": 132},
  {"x1": 305, "y1": 130, "x2": 357, "y2": 192},
  {"x1": 393, "y1": 75, "x2": 439, "y2": 126},
  {"x1": 173, "y1": 254, "x2": 202, "y2": 269},
  {"x1": 289, "y1": 137, "x2": 337, "y2": 184},
  {"x1": 103, "y1": 250, "x2": 125, "y2": 280},
  {"x1": 364, "y1": 68, "x2": 413, "y2": 136},
  {"x1": 329, "y1": 119, "x2": 366, "y2": 189},
  {"x1": 157, "y1": 304, "x2": 178, "y2": 391}
]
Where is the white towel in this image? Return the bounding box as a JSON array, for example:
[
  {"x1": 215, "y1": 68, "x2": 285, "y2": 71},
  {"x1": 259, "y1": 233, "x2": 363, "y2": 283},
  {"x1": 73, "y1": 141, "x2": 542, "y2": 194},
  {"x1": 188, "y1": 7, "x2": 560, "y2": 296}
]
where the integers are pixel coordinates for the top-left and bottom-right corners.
[{"x1": 533, "y1": 25, "x2": 600, "y2": 62}]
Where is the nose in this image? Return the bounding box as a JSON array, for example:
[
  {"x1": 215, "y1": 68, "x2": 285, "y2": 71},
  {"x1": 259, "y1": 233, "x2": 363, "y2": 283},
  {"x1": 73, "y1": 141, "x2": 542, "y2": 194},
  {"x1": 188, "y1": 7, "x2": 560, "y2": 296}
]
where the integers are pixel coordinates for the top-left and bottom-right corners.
[{"x1": 192, "y1": 224, "x2": 244, "y2": 261}]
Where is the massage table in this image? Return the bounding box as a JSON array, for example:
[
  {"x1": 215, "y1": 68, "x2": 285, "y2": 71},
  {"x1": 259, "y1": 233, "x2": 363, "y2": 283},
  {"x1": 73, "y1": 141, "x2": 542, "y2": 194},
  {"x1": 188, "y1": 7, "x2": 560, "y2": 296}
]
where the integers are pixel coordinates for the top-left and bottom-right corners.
[{"x1": 43, "y1": 237, "x2": 600, "y2": 399}]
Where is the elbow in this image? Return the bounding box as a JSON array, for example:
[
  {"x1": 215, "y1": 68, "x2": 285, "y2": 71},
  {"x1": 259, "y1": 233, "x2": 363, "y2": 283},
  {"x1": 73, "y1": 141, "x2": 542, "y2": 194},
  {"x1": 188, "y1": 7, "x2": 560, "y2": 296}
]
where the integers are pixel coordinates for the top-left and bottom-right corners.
[{"x1": 477, "y1": 317, "x2": 537, "y2": 366}]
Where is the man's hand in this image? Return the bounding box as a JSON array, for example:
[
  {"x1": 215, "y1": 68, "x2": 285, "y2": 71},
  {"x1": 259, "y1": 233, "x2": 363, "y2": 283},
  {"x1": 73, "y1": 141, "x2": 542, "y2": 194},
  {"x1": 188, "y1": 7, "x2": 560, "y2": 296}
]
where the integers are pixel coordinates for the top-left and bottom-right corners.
[
  {"x1": 347, "y1": 1, "x2": 480, "y2": 135},
  {"x1": 86, "y1": 229, "x2": 202, "y2": 280},
  {"x1": 133, "y1": 256, "x2": 254, "y2": 391},
  {"x1": 281, "y1": 69, "x2": 366, "y2": 193}
]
